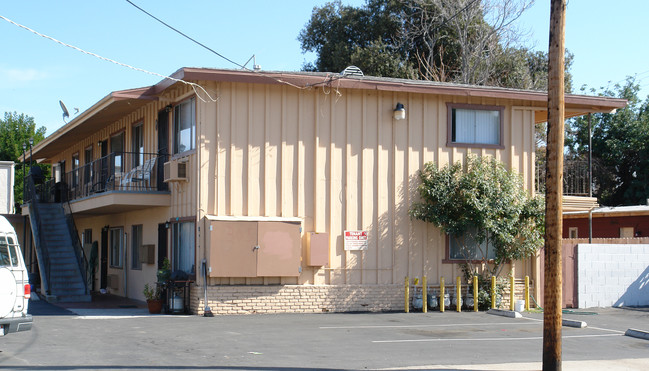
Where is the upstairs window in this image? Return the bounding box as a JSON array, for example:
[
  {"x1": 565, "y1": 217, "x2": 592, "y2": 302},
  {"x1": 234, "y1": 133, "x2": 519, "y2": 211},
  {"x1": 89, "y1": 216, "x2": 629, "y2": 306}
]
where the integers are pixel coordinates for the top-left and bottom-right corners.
[
  {"x1": 132, "y1": 122, "x2": 144, "y2": 167},
  {"x1": 447, "y1": 103, "x2": 504, "y2": 148},
  {"x1": 173, "y1": 97, "x2": 196, "y2": 154}
]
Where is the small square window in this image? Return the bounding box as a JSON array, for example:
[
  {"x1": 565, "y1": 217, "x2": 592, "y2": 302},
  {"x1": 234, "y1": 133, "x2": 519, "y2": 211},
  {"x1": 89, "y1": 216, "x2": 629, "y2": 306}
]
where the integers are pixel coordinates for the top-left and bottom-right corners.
[
  {"x1": 447, "y1": 103, "x2": 504, "y2": 148},
  {"x1": 568, "y1": 227, "x2": 578, "y2": 239}
]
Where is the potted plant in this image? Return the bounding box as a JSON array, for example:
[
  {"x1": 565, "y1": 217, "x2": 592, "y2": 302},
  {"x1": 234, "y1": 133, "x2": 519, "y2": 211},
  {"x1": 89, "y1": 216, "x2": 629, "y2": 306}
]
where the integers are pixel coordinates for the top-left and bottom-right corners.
[
  {"x1": 143, "y1": 283, "x2": 163, "y2": 314},
  {"x1": 157, "y1": 257, "x2": 171, "y2": 283}
]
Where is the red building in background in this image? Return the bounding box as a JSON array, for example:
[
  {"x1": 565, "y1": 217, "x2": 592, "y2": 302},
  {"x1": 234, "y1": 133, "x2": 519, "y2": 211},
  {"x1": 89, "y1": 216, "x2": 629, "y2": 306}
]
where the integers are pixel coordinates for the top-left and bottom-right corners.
[{"x1": 563, "y1": 205, "x2": 649, "y2": 239}]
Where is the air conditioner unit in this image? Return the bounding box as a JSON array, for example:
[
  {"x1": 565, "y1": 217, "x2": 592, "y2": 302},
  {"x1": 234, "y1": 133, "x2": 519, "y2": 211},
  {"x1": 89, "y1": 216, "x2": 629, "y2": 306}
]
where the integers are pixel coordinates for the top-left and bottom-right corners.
[{"x1": 163, "y1": 160, "x2": 188, "y2": 182}]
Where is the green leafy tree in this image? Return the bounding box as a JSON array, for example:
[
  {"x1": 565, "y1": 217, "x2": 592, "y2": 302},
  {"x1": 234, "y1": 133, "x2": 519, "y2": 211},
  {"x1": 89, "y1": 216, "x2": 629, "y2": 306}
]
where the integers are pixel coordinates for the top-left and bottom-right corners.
[
  {"x1": 299, "y1": 0, "x2": 573, "y2": 91},
  {"x1": 410, "y1": 155, "x2": 544, "y2": 280},
  {"x1": 565, "y1": 79, "x2": 649, "y2": 206},
  {"x1": 0, "y1": 112, "x2": 47, "y2": 207}
]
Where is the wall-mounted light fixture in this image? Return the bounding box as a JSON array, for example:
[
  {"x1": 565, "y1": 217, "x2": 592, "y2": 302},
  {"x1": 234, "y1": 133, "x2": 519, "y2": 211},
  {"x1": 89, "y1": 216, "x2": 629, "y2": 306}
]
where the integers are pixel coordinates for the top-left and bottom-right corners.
[
  {"x1": 394, "y1": 103, "x2": 405, "y2": 120},
  {"x1": 165, "y1": 221, "x2": 170, "y2": 229}
]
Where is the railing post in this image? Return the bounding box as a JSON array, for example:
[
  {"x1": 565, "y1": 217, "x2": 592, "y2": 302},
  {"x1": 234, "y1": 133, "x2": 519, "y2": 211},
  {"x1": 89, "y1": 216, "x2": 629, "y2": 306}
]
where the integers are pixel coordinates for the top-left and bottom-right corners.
[
  {"x1": 440, "y1": 277, "x2": 445, "y2": 312},
  {"x1": 422, "y1": 276, "x2": 427, "y2": 313},
  {"x1": 404, "y1": 276, "x2": 409, "y2": 313}
]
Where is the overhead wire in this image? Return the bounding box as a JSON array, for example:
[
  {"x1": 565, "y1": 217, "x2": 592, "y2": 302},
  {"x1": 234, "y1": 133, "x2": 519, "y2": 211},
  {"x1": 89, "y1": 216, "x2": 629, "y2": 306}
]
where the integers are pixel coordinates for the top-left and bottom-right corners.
[
  {"x1": 0, "y1": 14, "x2": 217, "y2": 103},
  {"x1": 124, "y1": 0, "x2": 309, "y2": 90}
]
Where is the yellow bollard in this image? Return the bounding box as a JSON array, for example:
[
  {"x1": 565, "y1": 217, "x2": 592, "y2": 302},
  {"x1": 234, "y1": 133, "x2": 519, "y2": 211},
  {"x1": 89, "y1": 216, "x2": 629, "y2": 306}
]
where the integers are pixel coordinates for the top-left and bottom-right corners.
[
  {"x1": 473, "y1": 275, "x2": 479, "y2": 312},
  {"x1": 440, "y1": 277, "x2": 445, "y2": 312},
  {"x1": 405, "y1": 276, "x2": 409, "y2": 313},
  {"x1": 510, "y1": 275, "x2": 515, "y2": 311},
  {"x1": 456, "y1": 276, "x2": 462, "y2": 312},
  {"x1": 525, "y1": 275, "x2": 530, "y2": 311},
  {"x1": 422, "y1": 276, "x2": 427, "y2": 313},
  {"x1": 491, "y1": 276, "x2": 496, "y2": 309}
]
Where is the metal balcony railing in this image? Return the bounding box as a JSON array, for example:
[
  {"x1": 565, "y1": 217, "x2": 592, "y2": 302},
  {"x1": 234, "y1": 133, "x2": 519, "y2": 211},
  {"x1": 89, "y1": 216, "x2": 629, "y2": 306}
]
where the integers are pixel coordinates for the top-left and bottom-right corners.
[
  {"x1": 30, "y1": 152, "x2": 166, "y2": 203},
  {"x1": 536, "y1": 159, "x2": 591, "y2": 196}
]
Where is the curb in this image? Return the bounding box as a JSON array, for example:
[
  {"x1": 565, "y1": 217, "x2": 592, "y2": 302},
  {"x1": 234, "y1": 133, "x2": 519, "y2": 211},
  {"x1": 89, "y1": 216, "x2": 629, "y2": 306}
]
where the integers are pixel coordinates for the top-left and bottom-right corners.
[
  {"x1": 562, "y1": 318, "x2": 587, "y2": 328},
  {"x1": 487, "y1": 309, "x2": 522, "y2": 318},
  {"x1": 625, "y1": 328, "x2": 649, "y2": 341}
]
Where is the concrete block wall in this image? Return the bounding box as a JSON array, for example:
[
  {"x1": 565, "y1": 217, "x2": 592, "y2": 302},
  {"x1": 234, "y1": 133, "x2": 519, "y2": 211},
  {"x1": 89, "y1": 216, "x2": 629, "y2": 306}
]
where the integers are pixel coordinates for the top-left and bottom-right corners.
[
  {"x1": 190, "y1": 284, "x2": 404, "y2": 315},
  {"x1": 187, "y1": 280, "x2": 532, "y2": 315},
  {"x1": 577, "y1": 244, "x2": 649, "y2": 308}
]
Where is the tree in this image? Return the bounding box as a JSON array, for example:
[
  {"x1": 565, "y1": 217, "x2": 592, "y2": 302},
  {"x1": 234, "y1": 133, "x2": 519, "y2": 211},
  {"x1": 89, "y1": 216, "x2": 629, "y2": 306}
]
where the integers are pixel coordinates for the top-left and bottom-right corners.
[
  {"x1": 409, "y1": 155, "x2": 544, "y2": 280},
  {"x1": 0, "y1": 112, "x2": 47, "y2": 207},
  {"x1": 299, "y1": 0, "x2": 573, "y2": 90},
  {"x1": 565, "y1": 78, "x2": 649, "y2": 206}
]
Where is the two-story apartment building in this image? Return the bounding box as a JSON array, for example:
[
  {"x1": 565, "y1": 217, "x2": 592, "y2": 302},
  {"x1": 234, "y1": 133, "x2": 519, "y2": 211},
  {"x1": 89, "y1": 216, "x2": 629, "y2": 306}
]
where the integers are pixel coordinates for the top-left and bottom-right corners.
[{"x1": 23, "y1": 68, "x2": 626, "y2": 313}]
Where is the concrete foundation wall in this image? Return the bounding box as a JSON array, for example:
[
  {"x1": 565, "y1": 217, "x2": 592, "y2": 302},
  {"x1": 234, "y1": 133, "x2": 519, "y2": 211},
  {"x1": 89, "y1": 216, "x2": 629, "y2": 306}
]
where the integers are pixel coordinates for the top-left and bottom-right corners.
[{"x1": 578, "y1": 244, "x2": 649, "y2": 308}]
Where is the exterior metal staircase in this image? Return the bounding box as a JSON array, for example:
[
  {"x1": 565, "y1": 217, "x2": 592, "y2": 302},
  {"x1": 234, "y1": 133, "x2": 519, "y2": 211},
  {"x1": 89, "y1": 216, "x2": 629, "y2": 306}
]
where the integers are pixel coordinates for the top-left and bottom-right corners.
[{"x1": 26, "y1": 173, "x2": 90, "y2": 302}]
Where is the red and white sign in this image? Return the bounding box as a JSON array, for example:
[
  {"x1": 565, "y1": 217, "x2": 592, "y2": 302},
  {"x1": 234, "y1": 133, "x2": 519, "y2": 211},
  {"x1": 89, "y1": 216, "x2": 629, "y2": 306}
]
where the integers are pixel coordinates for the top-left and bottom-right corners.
[{"x1": 344, "y1": 230, "x2": 368, "y2": 251}]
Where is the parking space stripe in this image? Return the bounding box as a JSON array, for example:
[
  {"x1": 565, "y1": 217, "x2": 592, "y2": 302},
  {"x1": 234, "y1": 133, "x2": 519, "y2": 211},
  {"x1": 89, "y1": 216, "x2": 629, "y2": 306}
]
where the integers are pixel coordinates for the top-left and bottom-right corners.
[
  {"x1": 372, "y1": 334, "x2": 622, "y2": 343},
  {"x1": 320, "y1": 322, "x2": 539, "y2": 330}
]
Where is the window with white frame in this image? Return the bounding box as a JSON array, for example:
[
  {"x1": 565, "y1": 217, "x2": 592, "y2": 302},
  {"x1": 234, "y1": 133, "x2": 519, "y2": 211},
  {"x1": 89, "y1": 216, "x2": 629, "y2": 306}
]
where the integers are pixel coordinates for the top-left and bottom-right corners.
[
  {"x1": 448, "y1": 227, "x2": 496, "y2": 261},
  {"x1": 109, "y1": 227, "x2": 123, "y2": 268},
  {"x1": 172, "y1": 221, "x2": 195, "y2": 274},
  {"x1": 173, "y1": 97, "x2": 196, "y2": 154},
  {"x1": 447, "y1": 103, "x2": 503, "y2": 147}
]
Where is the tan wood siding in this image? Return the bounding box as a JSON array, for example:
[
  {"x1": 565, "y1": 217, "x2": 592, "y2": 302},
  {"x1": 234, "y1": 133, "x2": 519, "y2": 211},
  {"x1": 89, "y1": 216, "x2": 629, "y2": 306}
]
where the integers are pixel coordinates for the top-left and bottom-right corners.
[{"x1": 199, "y1": 82, "x2": 537, "y2": 286}]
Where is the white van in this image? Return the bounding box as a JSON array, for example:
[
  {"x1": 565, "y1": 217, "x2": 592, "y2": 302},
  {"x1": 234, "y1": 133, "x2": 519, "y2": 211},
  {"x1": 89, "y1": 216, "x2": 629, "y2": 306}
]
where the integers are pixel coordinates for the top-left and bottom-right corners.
[{"x1": 0, "y1": 215, "x2": 32, "y2": 335}]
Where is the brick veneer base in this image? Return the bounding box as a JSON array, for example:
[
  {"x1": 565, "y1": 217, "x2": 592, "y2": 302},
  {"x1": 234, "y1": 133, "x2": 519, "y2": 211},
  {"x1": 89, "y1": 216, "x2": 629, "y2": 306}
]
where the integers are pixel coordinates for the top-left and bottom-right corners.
[{"x1": 190, "y1": 284, "x2": 405, "y2": 315}]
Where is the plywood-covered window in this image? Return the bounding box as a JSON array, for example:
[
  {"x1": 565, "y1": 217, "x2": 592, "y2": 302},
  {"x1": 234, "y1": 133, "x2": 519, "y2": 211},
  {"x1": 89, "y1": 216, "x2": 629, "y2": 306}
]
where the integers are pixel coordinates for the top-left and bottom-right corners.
[
  {"x1": 447, "y1": 103, "x2": 504, "y2": 149},
  {"x1": 209, "y1": 220, "x2": 301, "y2": 278}
]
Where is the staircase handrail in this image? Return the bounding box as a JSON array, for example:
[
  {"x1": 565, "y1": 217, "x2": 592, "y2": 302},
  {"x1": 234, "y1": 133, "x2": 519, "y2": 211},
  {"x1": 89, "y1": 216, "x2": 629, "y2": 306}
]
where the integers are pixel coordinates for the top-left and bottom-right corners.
[
  {"x1": 24, "y1": 174, "x2": 51, "y2": 296},
  {"x1": 61, "y1": 189, "x2": 90, "y2": 295}
]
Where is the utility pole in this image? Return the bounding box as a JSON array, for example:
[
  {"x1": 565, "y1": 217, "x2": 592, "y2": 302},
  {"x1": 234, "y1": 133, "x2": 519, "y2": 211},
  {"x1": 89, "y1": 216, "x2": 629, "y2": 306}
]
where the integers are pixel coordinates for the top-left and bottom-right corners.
[{"x1": 544, "y1": 0, "x2": 566, "y2": 370}]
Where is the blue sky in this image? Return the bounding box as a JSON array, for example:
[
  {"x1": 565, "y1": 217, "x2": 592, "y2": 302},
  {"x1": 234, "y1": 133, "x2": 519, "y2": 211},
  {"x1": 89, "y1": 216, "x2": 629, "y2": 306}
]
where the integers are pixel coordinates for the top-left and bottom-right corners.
[{"x1": 1, "y1": 1, "x2": 648, "y2": 136}]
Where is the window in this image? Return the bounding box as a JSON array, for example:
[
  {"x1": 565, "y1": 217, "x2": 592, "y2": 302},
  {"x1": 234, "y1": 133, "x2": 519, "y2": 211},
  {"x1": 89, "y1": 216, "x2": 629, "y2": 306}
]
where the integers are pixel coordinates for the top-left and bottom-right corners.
[
  {"x1": 620, "y1": 227, "x2": 634, "y2": 238},
  {"x1": 448, "y1": 228, "x2": 496, "y2": 261},
  {"x1": 568, "y1": 227, "x2": 578, "y2": 239},
  {"x1": 72, "y1": 153, "x2": 80, "y2": 187},
  {"x1": 131, "y1": 225, "x2": 142, "y2": 270},
  {"x1": 173, "y1": 97, "x2": 196, "y2": 154},
  {"x1": 132, "y1": 122, "x2": 144, "y2": 167},
  {"x1": 172, "y1": 221, "x2": 195, "y2": 274},
  {"x1": 111, "y1": 132, "x2": 125, "y2": 174},
  {"x1": 84, "y1": 146, "x2": 93, "y2": 186},
  {"x1": 110, "y1": 227, "x2": 123, "y2": 268},
  {"x1": 0, "y1": 236, "x2": 19, "y2": 267},
  {"x1": 447, "y1": 103, "x2": 504, "y2": 148}
]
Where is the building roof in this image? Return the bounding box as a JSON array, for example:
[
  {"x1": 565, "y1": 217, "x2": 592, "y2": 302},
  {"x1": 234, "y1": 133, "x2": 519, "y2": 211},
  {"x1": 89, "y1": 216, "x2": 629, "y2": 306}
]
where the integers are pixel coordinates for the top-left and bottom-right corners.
[
  {"x1": 29, "y1": 67, "x2": 628, "y2": 161},
  {"x1": 564, "y1": 205, "x2": 649, "y2": 219}
]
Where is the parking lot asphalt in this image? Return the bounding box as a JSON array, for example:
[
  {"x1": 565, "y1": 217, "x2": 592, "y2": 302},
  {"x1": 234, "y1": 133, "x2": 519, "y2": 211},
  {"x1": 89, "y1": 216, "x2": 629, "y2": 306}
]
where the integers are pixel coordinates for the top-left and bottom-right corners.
[{"x1": 1, "y1": 299, "x2": 647, "y2": 370}]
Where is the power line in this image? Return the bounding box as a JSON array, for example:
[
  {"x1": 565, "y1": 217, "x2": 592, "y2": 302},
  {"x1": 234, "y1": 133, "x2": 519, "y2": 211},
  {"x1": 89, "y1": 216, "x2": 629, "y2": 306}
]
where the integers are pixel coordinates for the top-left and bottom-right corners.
[
  {"x1": 124, "y1": 0, "x2": 309, "y2": 90},
  {"x1": 0, "y1": 14, "x2": 217, "y2": 103},
  {"x1": 125, "y1": 0, "x2": 243, "y2": 69}
]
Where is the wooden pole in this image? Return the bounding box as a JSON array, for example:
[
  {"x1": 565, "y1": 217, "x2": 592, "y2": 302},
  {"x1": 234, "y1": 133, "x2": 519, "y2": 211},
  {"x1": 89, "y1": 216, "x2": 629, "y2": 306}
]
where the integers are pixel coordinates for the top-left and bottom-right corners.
[{"x1": 544, "y1": 1, "x2": 566, "y2": 370}]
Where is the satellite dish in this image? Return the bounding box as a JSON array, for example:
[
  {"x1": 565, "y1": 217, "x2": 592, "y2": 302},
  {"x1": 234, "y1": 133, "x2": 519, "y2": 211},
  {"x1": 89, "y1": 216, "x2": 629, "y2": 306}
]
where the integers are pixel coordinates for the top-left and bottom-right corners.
[{"x1": 59, "y1": 100, "x2": 70, "y2": 123}]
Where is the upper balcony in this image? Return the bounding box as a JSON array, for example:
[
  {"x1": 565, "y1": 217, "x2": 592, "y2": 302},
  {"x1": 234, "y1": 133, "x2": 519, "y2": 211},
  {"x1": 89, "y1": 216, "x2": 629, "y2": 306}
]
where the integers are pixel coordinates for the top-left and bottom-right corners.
[
  {"x1": 535, "y1": 159, "x2": 598, "y2": 211},
  {"x1": 26, "y1": 152, "x2": 170, "y2": 215}
]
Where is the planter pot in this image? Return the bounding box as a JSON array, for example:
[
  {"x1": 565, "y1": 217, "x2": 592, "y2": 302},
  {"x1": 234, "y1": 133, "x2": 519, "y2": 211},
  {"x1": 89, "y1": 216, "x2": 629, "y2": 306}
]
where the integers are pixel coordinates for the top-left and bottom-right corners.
[{"x1": 147, "y1": 299, "x2": 163, "y2": 314}]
